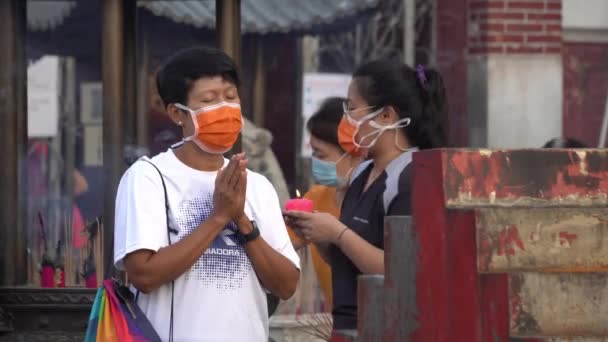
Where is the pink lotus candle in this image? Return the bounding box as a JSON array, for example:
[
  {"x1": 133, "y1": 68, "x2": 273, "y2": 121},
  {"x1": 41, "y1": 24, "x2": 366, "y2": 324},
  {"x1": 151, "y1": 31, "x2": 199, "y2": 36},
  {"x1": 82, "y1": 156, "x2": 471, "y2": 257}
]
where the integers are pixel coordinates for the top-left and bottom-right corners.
[{"x1": 285, "y1": 190, "x2": 314, "y2": 212}]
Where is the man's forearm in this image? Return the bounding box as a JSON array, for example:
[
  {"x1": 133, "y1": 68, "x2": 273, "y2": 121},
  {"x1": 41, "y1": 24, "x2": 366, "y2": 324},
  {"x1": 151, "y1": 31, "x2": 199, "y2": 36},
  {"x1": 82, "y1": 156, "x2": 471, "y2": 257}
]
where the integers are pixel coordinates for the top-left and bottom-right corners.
[
  {"x1": 237, "y1": 218, "x2": 299, "y2": 300},
  {"x1": 125, "y1": 215, "x2": 228, "y2": 293}
]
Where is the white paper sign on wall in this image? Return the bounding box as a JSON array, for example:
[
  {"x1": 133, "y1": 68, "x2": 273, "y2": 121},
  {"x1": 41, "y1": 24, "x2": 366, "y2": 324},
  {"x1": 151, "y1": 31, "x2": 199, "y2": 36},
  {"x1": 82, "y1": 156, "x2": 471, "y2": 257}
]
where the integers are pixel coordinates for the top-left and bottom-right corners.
[
  {"x1": 28, "y1": 55, "x2": 60, "y2": 138},
  {"x1": 83, "y1": 125, "x2": 103, "y2": 167},
  {"x1": 80, "y1": 82, "x2": 103, "y2": 124},
  {"x1": 301, "y1": 73, "x2": 351, "y2": 157}
]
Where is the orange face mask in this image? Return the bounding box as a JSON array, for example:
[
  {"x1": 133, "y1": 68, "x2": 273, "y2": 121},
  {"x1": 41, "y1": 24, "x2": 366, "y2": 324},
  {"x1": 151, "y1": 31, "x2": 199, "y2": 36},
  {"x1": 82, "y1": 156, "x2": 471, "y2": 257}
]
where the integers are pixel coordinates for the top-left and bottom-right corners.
[
  {"x1": 176, "y1": 102, "x2": 243, "y2": 154},
  {"x1": 338, "y1": 116, "x2": 366, "y2": 157},
  {"x1": 338, "y1": 106, "x2": 411, "y2": 157}
]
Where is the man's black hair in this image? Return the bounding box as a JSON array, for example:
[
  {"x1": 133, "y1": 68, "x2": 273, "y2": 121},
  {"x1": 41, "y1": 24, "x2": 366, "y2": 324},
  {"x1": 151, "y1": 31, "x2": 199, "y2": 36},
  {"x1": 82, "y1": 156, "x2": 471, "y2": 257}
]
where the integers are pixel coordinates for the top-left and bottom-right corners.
[{"x1": 156, "y1": 46, "x2": 240, "y2": 107}]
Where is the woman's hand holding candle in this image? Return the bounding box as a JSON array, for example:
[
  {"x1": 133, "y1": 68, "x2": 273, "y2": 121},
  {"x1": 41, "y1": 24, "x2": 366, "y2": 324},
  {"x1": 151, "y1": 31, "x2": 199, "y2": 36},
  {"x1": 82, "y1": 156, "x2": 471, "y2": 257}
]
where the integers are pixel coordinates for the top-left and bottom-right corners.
[
  {"x1": 284, "y1": 209, "x2": 346, "y2": 244},
  {"x1": 284, "y1": 190, "x2": 314, "y2": 213}
]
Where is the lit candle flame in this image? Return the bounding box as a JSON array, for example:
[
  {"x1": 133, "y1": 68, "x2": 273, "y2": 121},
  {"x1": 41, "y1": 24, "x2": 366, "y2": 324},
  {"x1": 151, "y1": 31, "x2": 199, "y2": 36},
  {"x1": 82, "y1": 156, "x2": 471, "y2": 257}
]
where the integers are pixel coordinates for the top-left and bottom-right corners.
[{"x1": 296, "y1": 189, "x2": 301, "y2": 198}]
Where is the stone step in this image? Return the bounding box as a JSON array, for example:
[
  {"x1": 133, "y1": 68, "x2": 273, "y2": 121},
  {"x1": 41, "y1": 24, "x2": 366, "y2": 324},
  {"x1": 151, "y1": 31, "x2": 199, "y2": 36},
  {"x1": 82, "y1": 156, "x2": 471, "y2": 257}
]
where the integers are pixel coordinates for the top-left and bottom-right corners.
[
  {"x1": 384, "y1": 216, "x2": 419, "y2": 341},
  {"x1": 330, "y1": 330, "x2": 357, "y2": 342},
  {"x1": 357, "y1": 275, "x2": 384, "y2": 342}
]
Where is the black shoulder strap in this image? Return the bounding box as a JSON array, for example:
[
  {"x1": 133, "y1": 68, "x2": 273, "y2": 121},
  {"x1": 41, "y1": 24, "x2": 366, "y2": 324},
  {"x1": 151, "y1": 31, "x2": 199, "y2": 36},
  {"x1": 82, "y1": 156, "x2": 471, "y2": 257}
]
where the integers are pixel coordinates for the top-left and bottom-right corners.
[
  {"x1": 143, "y1": 159, "x2": 178, "y2": 236},
  {"x1": 141, "y1": 159, "x2": 175, "y2": 342}
]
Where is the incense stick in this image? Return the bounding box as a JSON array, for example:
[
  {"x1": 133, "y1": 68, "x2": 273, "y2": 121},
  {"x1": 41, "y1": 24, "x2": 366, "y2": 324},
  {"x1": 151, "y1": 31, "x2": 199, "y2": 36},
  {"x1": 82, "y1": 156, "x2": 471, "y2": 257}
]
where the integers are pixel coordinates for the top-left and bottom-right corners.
[
  {"x1": 37, "y1": 211, "x2": 49, "y2": 287},
  {"x1": 95, "y1": 218, "x2": 103, "y2": 287},
  {"x1": 67, "y1": 211, "x2": 71, "y2": 286},
  {"x1": 80, "y1": 247, "x2": 86, "y2": 286}
]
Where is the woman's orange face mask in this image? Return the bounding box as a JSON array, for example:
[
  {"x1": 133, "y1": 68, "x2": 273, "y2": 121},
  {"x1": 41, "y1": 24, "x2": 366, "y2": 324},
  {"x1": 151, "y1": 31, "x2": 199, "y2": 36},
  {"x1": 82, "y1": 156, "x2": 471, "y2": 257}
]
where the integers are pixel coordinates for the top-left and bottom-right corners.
[
  {"x1": 338, "y1": 116, "x2": 366, "y2": 157},
  {"x1": 175, "y1": 102, "x2": 243, "y2": 154},
  {"x1": 337, "y1": 102, "x2": 384, "y2": 157},
  {"x1": 337, "y1": 101, "x2": 411, "y2": 157}
]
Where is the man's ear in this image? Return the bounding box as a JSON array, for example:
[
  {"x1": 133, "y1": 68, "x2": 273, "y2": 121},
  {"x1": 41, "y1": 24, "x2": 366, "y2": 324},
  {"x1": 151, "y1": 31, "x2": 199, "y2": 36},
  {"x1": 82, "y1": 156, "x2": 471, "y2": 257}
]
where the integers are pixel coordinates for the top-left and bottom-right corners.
[{"x1": 166, "y1": 104, "x2": 184, "y2": 126}]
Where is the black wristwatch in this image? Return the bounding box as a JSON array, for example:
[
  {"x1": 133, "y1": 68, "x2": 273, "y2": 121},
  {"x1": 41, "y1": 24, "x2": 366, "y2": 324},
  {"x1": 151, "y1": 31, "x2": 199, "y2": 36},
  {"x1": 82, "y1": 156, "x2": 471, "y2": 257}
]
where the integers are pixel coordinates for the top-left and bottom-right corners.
[{"x1": 236, "y1": 220, "x2": 260, "y2": 244}]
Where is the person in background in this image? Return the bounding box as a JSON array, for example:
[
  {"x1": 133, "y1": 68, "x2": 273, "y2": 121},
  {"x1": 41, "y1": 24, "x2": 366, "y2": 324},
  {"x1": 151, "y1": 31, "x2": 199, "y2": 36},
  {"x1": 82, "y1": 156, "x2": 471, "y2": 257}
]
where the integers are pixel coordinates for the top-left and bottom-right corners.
[
  {"x1": 114, "y1": 46, "x2": 299, "y2": 341},
  {"x1": 27, "y1": 141, "x2": 91, "y2": 286},
  {"x1": 288, "y1": 97, "x2": 361, "y2": 310},
  {"x1": 543, "y1": 137, "x2": 586, "y2": 148},
  {"x1": 241, "y1": 116, "x2": 291, "y2": 207},
  {"x1": 286, "y1": 61, "x2": 448, "y2": 330},
  {"x1": 71, "y1": 169, "x2": 89, "y2": 249}
]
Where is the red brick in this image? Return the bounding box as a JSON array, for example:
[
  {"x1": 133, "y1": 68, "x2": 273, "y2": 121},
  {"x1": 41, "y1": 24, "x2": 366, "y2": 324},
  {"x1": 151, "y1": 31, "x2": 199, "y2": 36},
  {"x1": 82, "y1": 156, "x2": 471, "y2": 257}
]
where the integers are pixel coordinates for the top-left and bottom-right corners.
[
  {"x1": 480, "y1": 23, "x2": 505, "y2": 32},
  {"x1": 507, "y1": 24, "x2": 542, "y2": 32},
  {"x1": 528, "y1": 13, "x2": 561, "y2": 21},
  {"x1": 527, "y1": 35, "x2": 562, "y2": 43},
  {"x1": 547, "y1": 2, "x2": 561, "y2": 10},
  {"x1": 544, "y1": 46, "x2": 562, "y2": 54},
  {"x1": 469, "y1": 46, "x2": 505, "y2": 54},
  {"x1": 470, "y1": 1, "x2": 505, "y2": 10},
  {"x1": 546, "y1": 24, "x2": 562, "y2": 32},
  {"x1": 508, "y1": 1, "x2": 545, "y2": 10},
  {"x1": 479, "y1": 12, "x2": 525, "y2": 20},
  {"x1": 481, "y1": 34, "x2": 524, "y2": 43},
  {"x1": 506, "y1": 46, "x2": 543, "y2": 54}
]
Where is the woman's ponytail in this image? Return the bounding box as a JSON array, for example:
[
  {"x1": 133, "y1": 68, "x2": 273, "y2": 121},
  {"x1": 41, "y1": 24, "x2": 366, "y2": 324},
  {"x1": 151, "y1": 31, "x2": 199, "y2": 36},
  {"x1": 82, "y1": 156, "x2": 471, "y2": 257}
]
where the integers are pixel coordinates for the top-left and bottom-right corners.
[
  {"x1": 412, "y1": 66, "x2": 448, "y2": 149},
  {"x1": 353, "y1": 60, "x2": 449, "y2": 149}
]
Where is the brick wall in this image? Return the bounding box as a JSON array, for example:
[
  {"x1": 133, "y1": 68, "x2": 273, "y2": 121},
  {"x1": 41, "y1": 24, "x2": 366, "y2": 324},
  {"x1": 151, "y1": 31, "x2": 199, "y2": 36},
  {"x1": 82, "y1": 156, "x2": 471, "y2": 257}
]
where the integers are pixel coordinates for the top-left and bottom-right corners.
[
  {"x1": 468, "y1": 0, "x2": 562, "y2": 54},
  {"x1": 563, "y1": 42, "x2": 608, "y2": 147}
]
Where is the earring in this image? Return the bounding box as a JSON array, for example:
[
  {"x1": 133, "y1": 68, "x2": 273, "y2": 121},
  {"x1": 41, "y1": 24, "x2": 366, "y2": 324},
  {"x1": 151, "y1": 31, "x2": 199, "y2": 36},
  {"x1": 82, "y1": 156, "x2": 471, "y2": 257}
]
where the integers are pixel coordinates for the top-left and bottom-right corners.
[{"x1": 178, "y1": 121, "x2": 183, "y2": 126}]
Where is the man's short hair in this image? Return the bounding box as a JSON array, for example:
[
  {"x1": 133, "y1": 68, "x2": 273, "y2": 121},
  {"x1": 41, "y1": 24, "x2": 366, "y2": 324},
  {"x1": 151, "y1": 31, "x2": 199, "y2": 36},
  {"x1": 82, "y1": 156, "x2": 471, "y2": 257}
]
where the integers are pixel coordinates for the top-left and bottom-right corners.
[
  {"x1": 306, "y1": 97, "x2": 346, "y2": 150},
  {"x1": 156, "y1": 46, "x2": 240, "y2": 108}
]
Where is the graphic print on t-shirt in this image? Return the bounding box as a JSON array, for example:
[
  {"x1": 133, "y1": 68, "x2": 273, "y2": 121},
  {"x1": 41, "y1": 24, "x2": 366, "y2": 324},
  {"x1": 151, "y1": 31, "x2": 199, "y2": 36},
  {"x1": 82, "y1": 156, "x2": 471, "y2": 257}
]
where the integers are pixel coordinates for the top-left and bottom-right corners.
[{"x1": 174, "y1": 193, "x2": 252, "y2": 291}]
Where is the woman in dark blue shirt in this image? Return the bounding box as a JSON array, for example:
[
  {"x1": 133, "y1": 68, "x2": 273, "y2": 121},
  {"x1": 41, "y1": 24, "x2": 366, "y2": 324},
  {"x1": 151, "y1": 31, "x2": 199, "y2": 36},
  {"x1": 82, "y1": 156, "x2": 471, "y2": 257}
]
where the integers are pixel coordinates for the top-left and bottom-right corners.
[{"x1": 286, "y1": 60, "x2": 448, "y2": 330}]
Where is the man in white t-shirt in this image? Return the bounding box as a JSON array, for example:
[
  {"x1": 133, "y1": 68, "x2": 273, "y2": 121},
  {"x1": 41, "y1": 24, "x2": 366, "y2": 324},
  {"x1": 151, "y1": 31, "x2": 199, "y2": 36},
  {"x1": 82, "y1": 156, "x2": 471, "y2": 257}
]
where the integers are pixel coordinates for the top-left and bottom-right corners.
[{"x1": 114, "y1": 46, "x2": 300, "y2": 342}]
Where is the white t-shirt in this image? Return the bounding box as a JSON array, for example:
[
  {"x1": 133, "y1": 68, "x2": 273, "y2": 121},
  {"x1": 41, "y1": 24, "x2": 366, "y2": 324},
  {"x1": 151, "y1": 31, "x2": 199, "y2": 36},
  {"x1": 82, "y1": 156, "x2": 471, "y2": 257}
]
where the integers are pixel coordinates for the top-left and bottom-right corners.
[{"x1": 113, "y1": 148, "x2": 300, "y2": 342}]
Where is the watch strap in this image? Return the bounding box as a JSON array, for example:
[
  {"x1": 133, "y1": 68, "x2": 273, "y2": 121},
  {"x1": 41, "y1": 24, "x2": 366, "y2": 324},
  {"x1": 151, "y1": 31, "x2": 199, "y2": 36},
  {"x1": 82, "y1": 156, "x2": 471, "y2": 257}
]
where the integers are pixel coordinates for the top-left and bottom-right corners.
[{"x1": 237, "y1": 220, "x2": 260, "y2": 244}]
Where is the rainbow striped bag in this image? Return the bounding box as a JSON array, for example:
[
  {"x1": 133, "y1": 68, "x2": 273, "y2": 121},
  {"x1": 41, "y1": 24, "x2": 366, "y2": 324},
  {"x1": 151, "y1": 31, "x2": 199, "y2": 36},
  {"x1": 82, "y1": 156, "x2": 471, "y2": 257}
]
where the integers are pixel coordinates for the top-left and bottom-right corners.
[{"x1": 84, "y1": 279, "x2": 162, "y2": 342}]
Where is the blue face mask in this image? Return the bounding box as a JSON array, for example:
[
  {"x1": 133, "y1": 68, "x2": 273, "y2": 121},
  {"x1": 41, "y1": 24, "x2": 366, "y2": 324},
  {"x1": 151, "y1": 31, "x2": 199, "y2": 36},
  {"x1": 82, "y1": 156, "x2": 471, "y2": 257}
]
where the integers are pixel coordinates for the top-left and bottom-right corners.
[{"x1": 312, "y1": 157, "x2": 339, "y2": 187}]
